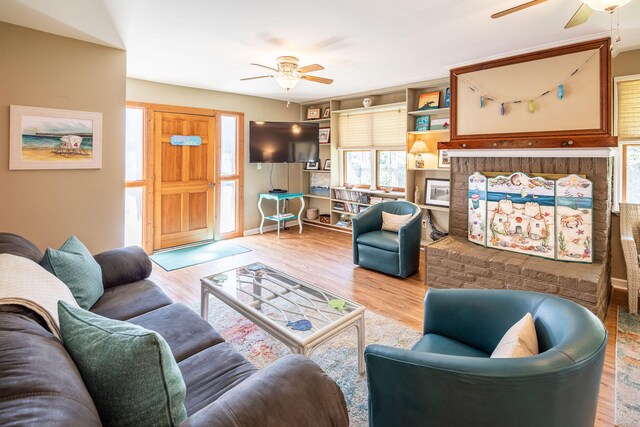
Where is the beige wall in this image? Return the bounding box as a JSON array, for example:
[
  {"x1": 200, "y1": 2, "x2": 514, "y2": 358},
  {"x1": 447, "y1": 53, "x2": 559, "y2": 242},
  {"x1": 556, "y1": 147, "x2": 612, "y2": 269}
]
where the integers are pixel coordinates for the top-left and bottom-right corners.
[
  {"x1": 126, "y1": 78, "x2": 302, "y2": 232},
  {"x1": 611, "y1": 48, "x2": 640, "y2": 281},
  {"x1": 0, "y1": 22, "x2": 126, "y2": 253}
]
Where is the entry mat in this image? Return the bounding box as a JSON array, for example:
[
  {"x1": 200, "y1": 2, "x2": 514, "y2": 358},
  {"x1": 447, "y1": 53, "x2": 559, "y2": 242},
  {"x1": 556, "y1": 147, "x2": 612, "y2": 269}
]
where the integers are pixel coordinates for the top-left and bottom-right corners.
[{"x1": 150, "y1": 242, "x2": 250, "y2": 271}]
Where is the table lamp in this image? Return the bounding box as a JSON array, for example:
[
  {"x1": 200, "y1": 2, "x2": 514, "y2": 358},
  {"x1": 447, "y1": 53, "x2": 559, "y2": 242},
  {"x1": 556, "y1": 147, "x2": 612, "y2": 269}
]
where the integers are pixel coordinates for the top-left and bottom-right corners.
[{"x1": 410, "y1": 139, "x2": 429, "y2": 169}]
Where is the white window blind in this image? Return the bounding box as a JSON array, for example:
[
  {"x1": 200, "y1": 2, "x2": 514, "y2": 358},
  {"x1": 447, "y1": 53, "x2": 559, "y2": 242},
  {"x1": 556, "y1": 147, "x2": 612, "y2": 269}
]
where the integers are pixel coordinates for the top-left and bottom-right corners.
[
  {"x1": 338, "y1": 107, "x2": 406, "y2": 148},
  {"x1": 618, "y1": 78, "x2": 640, "y2": 139}
]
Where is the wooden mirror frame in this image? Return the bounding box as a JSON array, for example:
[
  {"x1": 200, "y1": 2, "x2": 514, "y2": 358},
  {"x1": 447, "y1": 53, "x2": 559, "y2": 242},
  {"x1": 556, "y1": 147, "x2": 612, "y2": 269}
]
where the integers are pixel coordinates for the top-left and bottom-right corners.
[{"x1": 443, "y1": 37, "x2": 617, "y2": 150}]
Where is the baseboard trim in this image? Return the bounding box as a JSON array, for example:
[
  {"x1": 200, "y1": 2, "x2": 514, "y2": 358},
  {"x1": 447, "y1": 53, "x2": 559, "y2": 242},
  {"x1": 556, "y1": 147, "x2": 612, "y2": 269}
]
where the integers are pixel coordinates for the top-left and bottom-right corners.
[
  {"x1": 612, "y1": 277, "x2": 628, "y2": 290},
  {"x1": 243, "y1": 221, "x2": 299, "y2": 236}
]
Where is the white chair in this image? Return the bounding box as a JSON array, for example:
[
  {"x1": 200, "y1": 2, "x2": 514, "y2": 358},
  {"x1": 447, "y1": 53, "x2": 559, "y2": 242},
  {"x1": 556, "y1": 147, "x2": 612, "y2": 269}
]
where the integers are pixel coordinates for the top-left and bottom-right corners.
[{"x1": 620, "y1": 203, "x2": 640, "y2": 314}]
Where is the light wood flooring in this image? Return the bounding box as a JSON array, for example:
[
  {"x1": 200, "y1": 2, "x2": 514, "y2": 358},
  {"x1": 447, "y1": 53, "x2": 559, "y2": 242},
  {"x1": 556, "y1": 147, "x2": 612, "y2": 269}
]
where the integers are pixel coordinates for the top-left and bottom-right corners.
[{"x1": 150, "y1": 225, "x2": 627, "y2": 427}]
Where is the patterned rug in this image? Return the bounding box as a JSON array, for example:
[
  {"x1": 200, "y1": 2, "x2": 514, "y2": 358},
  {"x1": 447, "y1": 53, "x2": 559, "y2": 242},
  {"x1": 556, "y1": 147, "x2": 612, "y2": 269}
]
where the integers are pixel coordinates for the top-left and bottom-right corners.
[
  {"x1": 616, "y1": 307, "x2": 640, "y2": 427},
  {"x1": 193, "y1": 300, "x2": 421, "y2": 426}
]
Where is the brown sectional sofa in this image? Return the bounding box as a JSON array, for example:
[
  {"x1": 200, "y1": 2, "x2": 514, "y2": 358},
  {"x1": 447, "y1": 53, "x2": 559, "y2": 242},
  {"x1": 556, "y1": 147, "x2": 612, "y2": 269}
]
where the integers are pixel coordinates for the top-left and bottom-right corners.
[{"x1": 0, "y1": 233, "x2": 349, "y2": 426}]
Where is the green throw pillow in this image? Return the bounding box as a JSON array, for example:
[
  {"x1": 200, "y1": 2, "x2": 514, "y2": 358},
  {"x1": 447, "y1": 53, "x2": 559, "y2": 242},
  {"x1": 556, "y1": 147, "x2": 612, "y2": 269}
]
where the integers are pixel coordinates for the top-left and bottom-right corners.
[
  {"x1": 58, "y1": 301, "x2": 187, "y2": 427},
  {"x1": 41, "y1": 235, "x2": 103, "y2": 309}
]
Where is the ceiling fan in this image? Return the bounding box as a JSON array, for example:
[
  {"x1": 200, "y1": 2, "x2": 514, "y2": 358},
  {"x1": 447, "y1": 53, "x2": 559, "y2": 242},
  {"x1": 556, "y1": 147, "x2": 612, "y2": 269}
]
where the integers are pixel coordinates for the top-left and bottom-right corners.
[
  {"x1": 241, "y1": 56, "x2": 333, "y2": 91},
  {"x1": 491, "y1": 0, "x2": 632, "y2": 29}
]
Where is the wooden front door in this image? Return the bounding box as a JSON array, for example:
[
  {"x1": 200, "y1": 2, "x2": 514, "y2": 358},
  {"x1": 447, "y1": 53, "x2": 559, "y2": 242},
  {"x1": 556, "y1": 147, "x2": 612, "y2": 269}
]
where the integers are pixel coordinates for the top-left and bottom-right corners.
[{"x1": 154, "y1": 112, "x2": 215, "y2": 249}]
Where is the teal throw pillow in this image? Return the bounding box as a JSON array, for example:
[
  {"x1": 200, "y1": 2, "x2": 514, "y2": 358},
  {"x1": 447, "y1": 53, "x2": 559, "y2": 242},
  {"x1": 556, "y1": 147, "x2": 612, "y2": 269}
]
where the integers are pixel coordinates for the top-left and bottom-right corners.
[
  {"x1": 58, "y1": 301, "x2": 187, "y2": 427},
  {"x1": 41, "y1": 235, "x2": 103, "y2": 309}
]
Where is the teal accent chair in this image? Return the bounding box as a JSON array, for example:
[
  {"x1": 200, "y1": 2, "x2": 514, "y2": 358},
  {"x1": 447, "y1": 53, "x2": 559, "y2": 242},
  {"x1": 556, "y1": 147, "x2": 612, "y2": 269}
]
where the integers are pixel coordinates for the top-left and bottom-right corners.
[
  {"x1": 365, "y1": 289, "x2": 607, "y2": 427},
  {"x1": 352, "y1": 201, "x2": 422, "y2": 278}
]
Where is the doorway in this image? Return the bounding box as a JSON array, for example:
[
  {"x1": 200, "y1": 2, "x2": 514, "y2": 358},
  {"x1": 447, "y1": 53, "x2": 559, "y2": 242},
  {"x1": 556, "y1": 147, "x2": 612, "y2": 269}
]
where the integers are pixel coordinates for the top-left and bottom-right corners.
[{"x1": 124, "y1": 103, "x2": 244, "y2": 253}]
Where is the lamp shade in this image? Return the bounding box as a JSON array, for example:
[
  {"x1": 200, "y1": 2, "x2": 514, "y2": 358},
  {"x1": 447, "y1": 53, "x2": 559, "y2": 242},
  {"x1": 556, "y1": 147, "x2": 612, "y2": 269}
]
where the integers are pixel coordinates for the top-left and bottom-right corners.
[
  {"x1": 582, "y1": 0, "x2": 630, "y2": 11},
  {"x1": 410, "y1": 139, "x2": 429, "y2": 154}
]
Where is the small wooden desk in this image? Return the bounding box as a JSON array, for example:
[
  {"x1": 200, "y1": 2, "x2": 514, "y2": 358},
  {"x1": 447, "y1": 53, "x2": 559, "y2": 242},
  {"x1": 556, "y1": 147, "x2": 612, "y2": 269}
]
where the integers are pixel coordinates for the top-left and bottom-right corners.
[{"x1": 258, "y1": 192, "x2": 305, "y2": 239}]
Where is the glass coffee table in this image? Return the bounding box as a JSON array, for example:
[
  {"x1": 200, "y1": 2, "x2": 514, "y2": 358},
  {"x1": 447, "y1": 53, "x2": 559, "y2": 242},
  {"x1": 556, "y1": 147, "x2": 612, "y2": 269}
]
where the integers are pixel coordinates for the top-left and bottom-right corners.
[{"x1": 201, "y1": 263, "x2": 366, "y2": 374}]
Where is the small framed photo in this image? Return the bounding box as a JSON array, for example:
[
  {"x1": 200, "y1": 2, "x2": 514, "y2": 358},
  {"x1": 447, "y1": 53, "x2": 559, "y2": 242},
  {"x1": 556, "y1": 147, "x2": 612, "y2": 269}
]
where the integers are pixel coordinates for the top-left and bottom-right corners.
[
  {"x1": 323, "y1": 107, "x2": 331, "y2": 118},
  {"x1": 418, "y1": 91, "x2": 440, "y2": 110},
  {"x1": 324, "y1": 159, "x2": 331, "y2": 170},
  {"x1": 306, "y1": 108, "x2": 321, "y2": 120},
  {"x1": 305, "y1": 160, "x2": 319, "y2": 170},
  {"x1": 319, "y1": 128, "x2": 331, "y2": 144},
  {"x1": 424, "y1": 178, "x2": 450, "y2": 207},
  {"x1": 444, "y1": 87, "x2": 451, "y2": 108},
  {"x1": 438, "y1": 149, "x2": 450, "y2": 169},
  {"x1": 430, "y1": 118, "x2": 450, "y2": 130},
  {"x1": 415, "y1": 116, "x2": 430, "y2": 132}
]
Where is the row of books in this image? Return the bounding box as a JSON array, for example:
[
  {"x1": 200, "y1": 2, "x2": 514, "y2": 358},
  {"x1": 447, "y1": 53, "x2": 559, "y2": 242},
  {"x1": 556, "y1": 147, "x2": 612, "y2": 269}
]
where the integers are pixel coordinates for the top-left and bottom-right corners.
[
  {"x1": 333, "y1": 189, "x2": 370, "y2": 204},
  {"x1": 333, "y1": 202, "x2": 368, "y2": 214}
]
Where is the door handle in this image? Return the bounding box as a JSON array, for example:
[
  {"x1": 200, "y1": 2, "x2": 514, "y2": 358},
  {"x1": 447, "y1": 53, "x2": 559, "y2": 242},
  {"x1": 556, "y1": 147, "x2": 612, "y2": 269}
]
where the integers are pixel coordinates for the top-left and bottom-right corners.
[{"x1": 208, "y1": 182, "x2": 215, "y2": 188}]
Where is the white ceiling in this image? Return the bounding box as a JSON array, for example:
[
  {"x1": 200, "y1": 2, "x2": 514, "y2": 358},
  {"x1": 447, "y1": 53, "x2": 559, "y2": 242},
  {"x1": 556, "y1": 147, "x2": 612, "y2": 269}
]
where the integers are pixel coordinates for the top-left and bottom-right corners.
[{"x1": 2, "y1": 0, "x2": 640, "y2": 102}]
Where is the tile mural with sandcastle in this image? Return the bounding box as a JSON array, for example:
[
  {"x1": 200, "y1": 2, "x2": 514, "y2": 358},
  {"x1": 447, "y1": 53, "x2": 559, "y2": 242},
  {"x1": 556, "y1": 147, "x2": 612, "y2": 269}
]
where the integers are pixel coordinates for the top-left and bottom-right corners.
[{"x1": 467, "y1": 171, "x2": 593, "y2": 263}]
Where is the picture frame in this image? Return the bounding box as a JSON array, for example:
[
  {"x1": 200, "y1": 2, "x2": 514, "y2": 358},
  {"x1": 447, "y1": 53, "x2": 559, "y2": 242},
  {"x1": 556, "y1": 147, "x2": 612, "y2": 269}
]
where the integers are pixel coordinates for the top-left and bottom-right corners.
[
  {"x1": 418, "y1": 91, "x2": 440, "y2": 110},
  {"x1": 324, "y1": 159, "x2": 331, "y2": 170},
  {"x1": 424, "y1": 178, "x2": 450, "y2": 207},
  {"x1": 444, "y1": 87, "x2": 451, "y2": 108},
  {"x1": 305, "y1": 160, "x2": 319, "y2": 170},
  {"x1": 319, "y1": 128, "x2": 331, "y2": 144},
  {"x1": 415, "y1": 116, "x2": 430, "y2": 132},
  {"x1": 431, "y1": 117, "x2": 450, "y2": 130},
  {"x1": 438, "y1": 149, "x2": 450, "y2": 168},
  {"x1": 323, "y1": 107, "x2": 331, "y2": 118},
  {"x1": 306, "y1": 108, "x2": 321, "y2": 120},
  {"x1": 10, "y1": 105, "x2": 102, "y2": 170}
]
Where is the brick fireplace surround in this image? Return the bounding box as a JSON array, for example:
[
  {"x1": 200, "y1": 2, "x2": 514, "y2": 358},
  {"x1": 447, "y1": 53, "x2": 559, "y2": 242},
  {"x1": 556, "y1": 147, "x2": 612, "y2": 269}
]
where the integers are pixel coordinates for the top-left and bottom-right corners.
[{"x1": 425, "y1": 151, "x2": 613, "y2": 320}]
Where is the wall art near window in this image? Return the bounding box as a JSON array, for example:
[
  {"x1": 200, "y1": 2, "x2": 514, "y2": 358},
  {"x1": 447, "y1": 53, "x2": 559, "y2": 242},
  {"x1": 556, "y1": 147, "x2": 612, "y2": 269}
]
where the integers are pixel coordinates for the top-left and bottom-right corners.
[
  {"x1": 486, "y1": 172, "x2": 556, "y2": 259},
  {"x1": 468, "y1": 172, "x2": 487, "y2": 246},
  {"x1": 555, "y1": 174, "x2": 593, "y2": 263},
  {"x1": 10, "y1": 105, "x2": 102, "y2": 170}
]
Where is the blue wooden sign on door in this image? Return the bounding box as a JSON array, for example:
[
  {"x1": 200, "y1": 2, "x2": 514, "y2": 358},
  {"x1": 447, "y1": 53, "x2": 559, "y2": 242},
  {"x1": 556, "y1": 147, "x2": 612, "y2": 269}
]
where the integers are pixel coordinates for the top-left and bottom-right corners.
[{"x1": 170, "y1": 135, "x2": 202, "y2": 146}]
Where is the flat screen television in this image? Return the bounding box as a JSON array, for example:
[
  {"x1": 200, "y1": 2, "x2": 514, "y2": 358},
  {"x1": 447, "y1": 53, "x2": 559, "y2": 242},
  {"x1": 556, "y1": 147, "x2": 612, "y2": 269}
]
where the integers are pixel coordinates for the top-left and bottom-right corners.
[{"x1": 250, "y1": 121, "x2": 320, "y2": 163}]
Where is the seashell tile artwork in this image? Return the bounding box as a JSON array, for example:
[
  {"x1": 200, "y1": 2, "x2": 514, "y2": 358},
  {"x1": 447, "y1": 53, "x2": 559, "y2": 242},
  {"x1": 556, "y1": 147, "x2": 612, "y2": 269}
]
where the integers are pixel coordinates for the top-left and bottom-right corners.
[{"x1": 468, "y1": 171, "x2": 593, "y2": 263}]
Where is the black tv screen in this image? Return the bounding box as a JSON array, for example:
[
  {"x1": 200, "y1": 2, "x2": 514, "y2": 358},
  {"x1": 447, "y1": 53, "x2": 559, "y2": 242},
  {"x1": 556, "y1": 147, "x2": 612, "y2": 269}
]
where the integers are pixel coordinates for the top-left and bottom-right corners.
[{"x1": 250, "y1": 121, "x2": 320, "y2": 163}]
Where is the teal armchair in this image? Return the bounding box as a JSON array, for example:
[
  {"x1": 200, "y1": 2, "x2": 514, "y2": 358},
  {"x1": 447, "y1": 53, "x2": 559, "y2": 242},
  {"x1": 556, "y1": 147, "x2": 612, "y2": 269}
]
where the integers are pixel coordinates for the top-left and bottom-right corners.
[
  {"x1": 365, "y1": 289, "x2": 607, "y2": 427},
  {"x1": 352, "y1": 201, "x2": 422, "y2": 278}
]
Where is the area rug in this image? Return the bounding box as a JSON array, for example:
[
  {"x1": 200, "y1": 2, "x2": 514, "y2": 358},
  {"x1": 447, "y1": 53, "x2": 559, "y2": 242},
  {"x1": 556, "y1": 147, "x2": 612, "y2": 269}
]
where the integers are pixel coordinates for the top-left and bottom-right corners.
[
  {"x1": 193, "y1": 299, "x2": 421, "y2": 426},
  {"x1": 616, "y1": 307, "x2": 640, "y2": 427},
  {"x1": 151, "y1": 242, "x2": 250, "y2": 271}
]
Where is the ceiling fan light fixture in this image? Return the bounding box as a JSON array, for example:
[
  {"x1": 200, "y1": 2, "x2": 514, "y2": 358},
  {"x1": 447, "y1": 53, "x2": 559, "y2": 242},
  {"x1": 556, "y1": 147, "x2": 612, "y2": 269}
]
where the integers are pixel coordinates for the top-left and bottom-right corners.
[
  {"x1": 582, "y1": 0, "x2": 630, "y2": 11},
  {"x1": 275, "y1": 72, "x2": 300, "y2": 90}
]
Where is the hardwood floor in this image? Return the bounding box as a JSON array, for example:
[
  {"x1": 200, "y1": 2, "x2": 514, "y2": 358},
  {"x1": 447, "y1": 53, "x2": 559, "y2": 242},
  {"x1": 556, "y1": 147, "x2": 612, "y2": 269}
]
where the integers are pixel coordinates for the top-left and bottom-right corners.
[{"x1": 150, "y1": 225, "x2": 625, "y2": 427}]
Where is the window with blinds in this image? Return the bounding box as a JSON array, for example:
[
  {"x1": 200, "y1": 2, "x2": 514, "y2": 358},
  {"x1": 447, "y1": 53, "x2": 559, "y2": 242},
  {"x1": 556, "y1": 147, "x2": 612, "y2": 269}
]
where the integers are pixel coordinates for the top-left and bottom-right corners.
[
  {"x1": 338, "y1": 108, "x2": 406, "y2": 148},
  {"x1": 617, "y1": 78, "x2": 640, "y2": 139}
]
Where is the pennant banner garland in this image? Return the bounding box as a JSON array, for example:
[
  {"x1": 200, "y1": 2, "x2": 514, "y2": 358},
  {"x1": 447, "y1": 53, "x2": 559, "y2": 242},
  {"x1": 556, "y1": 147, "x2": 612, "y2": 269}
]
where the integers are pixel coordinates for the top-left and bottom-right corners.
[{"x1": 455, "y1": 46, "x2": 601, "y2": 117}]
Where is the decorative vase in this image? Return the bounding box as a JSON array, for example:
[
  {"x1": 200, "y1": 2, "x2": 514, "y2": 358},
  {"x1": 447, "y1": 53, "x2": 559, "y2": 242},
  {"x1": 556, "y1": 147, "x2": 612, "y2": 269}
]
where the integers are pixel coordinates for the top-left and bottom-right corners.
[
  {"x1": 363, "y1": 98, "x2": 372, "y2": 108},
  {"x1": 306, "y1": 208, "x2": 319, "y2": 220}
]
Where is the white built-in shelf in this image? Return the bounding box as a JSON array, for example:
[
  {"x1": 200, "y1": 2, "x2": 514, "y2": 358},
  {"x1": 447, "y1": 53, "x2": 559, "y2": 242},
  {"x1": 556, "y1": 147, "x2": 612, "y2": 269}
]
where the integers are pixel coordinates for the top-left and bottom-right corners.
[
  {"x1": 331, "y1": 186, "x2": 405, "y2": 198},
  {"x1": 303, "y1": 118, "x2": 330, "y2": 123},
  {"x1": 332, "y1": 102, "x2": 407, "y2": 115},
  {"x1": 408, "y1": 108, "x2": 450, "y2": 117},
  {"x1": 303, "y1": 169, "x2": 330, "y2": 173},
  {"x1": 303, "y1": 193, "x2": 330, "y2": 200},
  {"x1": 407, "y1": 129, "x2": 450, "y2": 136},
  {"x1": 418, "y1": 204, "x2": 449, "y2": 212},
  {"x1": 332, "y1": 198, "x2": 371, "y2": 207},
  {"x1": 331, "y1": 210, "x2": 359, "y2": 216}
]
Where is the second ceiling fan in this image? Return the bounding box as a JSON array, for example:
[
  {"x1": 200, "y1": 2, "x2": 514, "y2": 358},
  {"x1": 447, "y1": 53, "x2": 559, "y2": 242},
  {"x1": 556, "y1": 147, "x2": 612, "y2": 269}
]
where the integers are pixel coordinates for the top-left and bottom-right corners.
[{"x1": 491, "y1": 0, "x2": 631, "y2": 29}]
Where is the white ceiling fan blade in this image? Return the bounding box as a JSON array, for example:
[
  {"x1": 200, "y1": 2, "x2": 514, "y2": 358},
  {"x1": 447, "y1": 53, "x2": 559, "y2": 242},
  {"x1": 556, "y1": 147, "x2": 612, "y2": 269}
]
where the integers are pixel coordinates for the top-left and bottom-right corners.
[
  {"x1": 565, "y1": 3, "x2": 593, "y2": 29},
  {"x1": 240, "y1": 75, "x2": 273, "y2": 81}
]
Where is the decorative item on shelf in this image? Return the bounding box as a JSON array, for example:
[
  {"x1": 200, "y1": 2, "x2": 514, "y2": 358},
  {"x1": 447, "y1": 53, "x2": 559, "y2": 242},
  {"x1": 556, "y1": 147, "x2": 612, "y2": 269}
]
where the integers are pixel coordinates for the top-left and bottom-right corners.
[
  {"x1": 319, "y1": 128, "x2": 330, "y2": 144},
  {"x1": 363, "y1": 98, "x2": 373, "y2": 108},
  {"x1": 410, "y1": 139, "x2": 429, "y2": 169},
  {"x1": 415, "y1": 116, "x2": 430, "y2": 132},
  {"x1": 444, "y1": 88, "x2": 451, "y2": 108},
  {"x1": 418, "y1": 92, "x2": 440, "y2": 110},
  {"x1": 306, "y1": 108, "x2": 321, "y2": 120},
  {"x1": 344, "y1": 183, "x2": 354, "y2": 189},
  {"x1": 305, "y1": 160, "x2": 319, "y2": 170},
  {"x1": 430, "y1": 118, "x2": 450, "y2": 130},
  {"x1": 414, "y1": 186, "x2": 422, "y2": 205},
  {"x1": 424, "y1": 179, "x2": 450, "y2": 207},
  {"x1": 323, "y1": 107, "x2": 331, "y2": 118},
  {"x1": 381, "y1": 187, "x2": 392, "y2": 193},
  {"x1": 438, "y1": 149, "x2": 450, "y2": 169},
  {"x1": 10, "y1": 105, "x2": 103, "y2": 170},
  {"x1": 324, "y1": 159, "x2": 331, "y2": 170},
  {"x1": 306, "y1": 208, "x2": 319, "y2": 220},
  {"x1": 319, "y1": 214, "x2": 331, "y2": 224}
]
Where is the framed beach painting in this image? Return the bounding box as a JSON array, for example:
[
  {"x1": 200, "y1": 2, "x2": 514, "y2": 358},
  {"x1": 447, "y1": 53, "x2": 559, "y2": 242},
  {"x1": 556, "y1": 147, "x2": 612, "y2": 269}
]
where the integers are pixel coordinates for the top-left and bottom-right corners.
[{"x1": 10, "y1": 105, "x2": 102, "y2": 170}]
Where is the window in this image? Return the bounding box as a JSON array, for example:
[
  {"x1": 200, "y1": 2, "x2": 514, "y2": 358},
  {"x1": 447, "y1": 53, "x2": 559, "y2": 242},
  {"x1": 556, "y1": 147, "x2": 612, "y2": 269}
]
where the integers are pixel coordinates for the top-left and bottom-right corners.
[
  {"x1": 344, "y1": 151, "x2": 372, "y2": 187},
  {"x1": 124, "y1": 106, "x2": 146, "y2": 247},
  {"x1": 217, "y1": 113, "x2": 243, "y2": 237},
  {"x1": 377, "y1": 150, "x2": 406, "y2": 190},
  {"x1": 615, "y1": 75, "x2": 640, "y2": 208}
]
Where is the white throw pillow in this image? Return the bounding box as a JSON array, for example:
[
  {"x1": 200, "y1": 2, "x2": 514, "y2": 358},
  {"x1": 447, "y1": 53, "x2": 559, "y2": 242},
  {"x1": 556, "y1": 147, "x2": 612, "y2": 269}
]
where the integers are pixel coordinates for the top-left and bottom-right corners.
[
  {"x1": 490, "y1": 312, "x2": 539, "y2": 358},
  {"x1": 381, "y1": 211, "x2": 412, "y2": 233}
]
